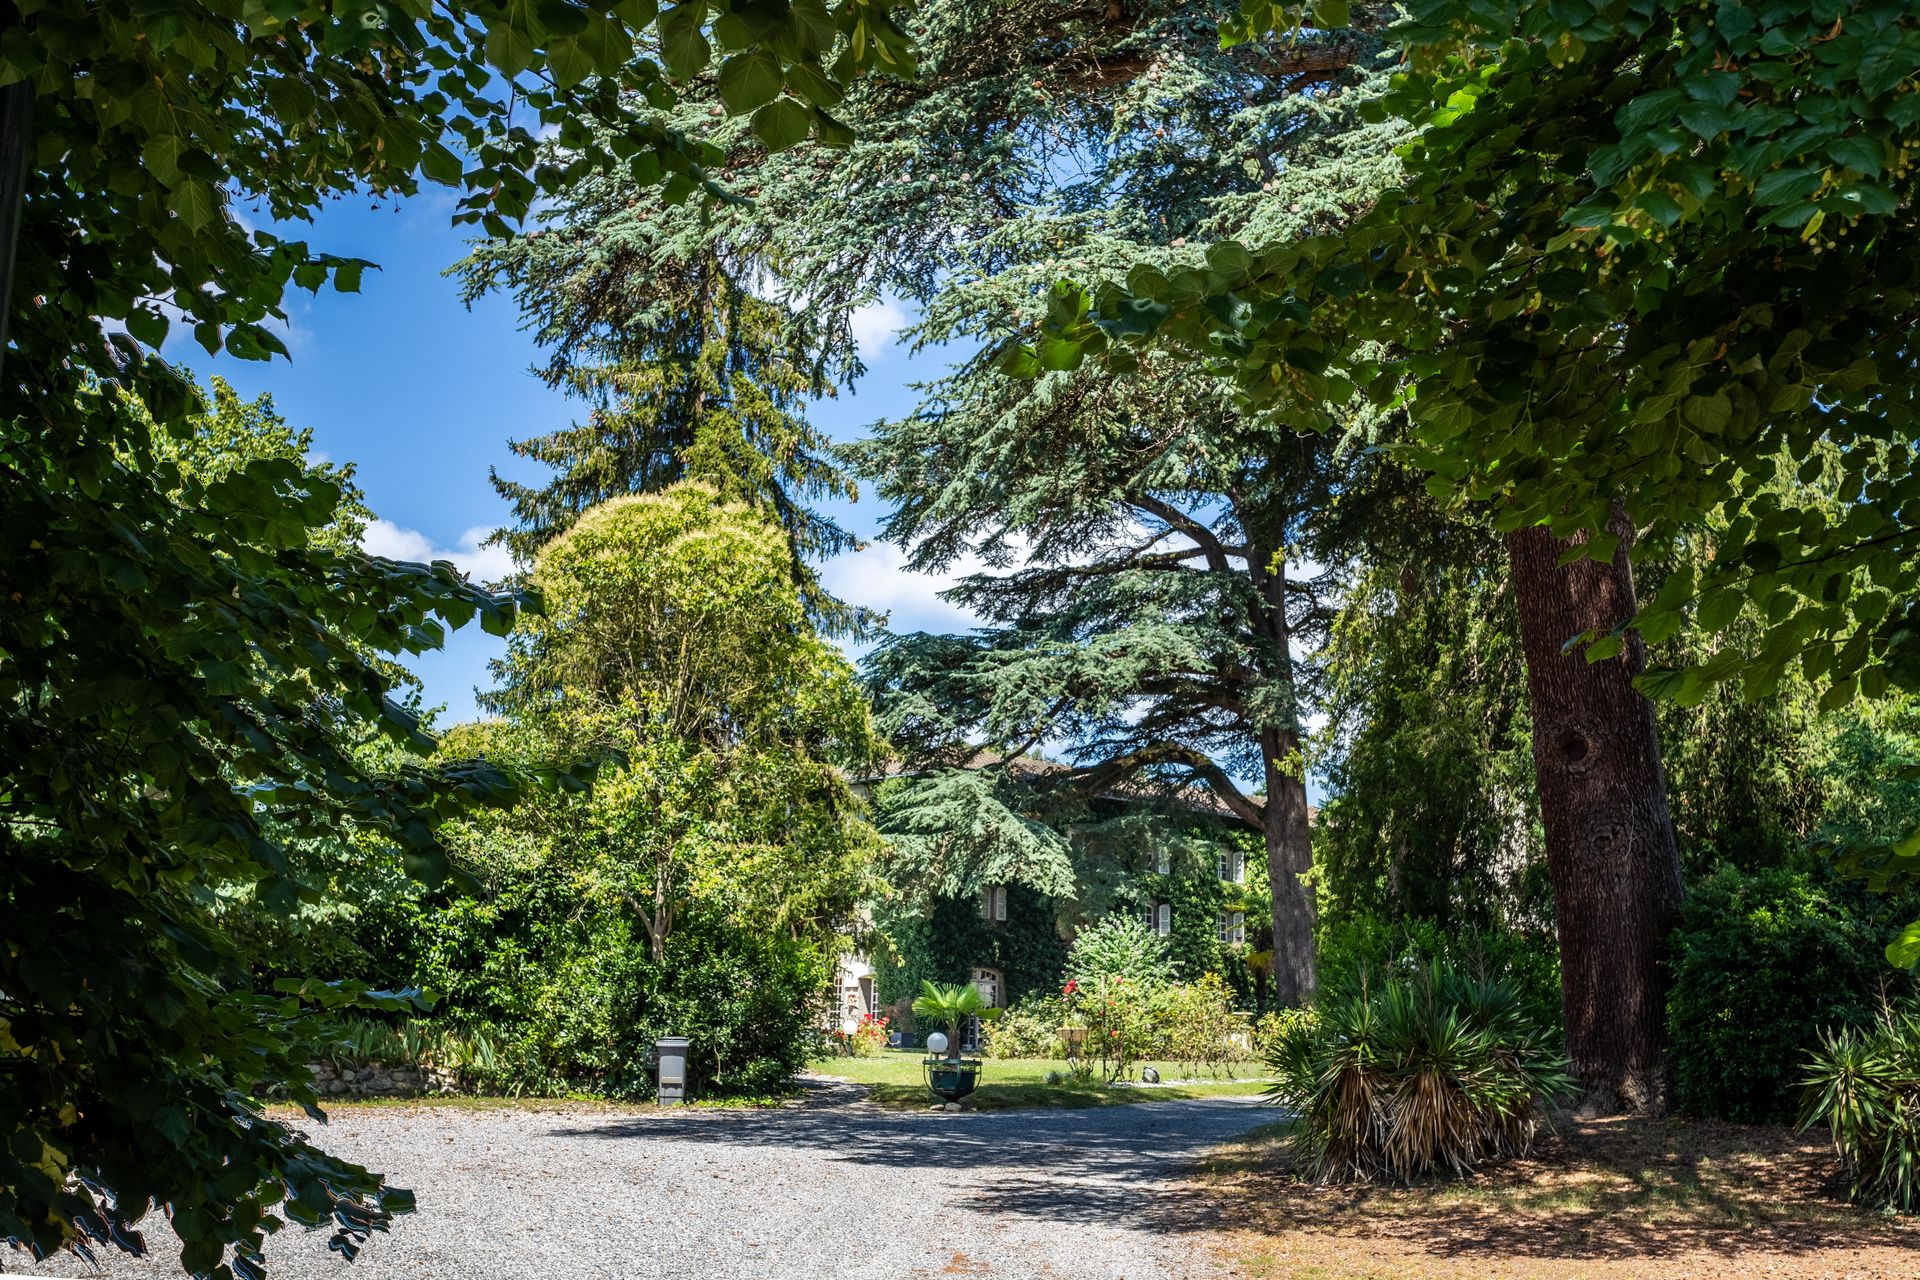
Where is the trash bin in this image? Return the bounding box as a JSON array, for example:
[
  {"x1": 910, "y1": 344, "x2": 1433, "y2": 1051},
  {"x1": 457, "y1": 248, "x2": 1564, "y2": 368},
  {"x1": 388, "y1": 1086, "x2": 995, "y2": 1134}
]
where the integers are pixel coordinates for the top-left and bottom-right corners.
[{"x1": 655, "y1": 1036, "x2": 690, "y2": 1106}]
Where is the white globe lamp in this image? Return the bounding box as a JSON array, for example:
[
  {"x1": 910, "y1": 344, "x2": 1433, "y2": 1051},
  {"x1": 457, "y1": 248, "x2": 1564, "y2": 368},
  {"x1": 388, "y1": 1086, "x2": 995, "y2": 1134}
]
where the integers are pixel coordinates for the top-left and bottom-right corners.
[{"x1": 926, "y1": 1030, "x2": 949, "y2": 1056}]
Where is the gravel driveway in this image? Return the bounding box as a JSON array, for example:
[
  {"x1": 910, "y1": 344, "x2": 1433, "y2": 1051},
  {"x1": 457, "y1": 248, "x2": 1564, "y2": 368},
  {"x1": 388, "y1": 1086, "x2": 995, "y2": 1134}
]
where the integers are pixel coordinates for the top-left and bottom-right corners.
[{"x1": 12, "y1": 1084, "x2": 1271, "y2": 1280}]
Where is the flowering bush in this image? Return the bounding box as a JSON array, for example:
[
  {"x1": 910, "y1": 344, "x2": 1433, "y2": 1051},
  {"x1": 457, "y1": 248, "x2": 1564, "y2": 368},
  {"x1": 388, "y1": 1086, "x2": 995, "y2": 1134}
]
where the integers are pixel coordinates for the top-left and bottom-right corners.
[
  {"x1": 1063, "y1": 975, "x2": 1157, "y2": 1082},
  {"x1": 838, "y1": 1012, "x2": 890, "y2": 1058}
]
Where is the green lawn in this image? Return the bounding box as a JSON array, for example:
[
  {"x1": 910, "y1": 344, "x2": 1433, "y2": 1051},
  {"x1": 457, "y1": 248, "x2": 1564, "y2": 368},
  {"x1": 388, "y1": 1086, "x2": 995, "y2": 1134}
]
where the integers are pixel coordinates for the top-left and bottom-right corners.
[{"x1": 811, "y1": 1048, "x2": 1273, "y2": 1110}]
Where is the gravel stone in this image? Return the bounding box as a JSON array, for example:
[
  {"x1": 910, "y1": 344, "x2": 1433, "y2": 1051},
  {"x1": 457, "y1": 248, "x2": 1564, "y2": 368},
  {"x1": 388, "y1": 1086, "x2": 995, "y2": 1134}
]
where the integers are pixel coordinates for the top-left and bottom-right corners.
[{"x1": 11, "y1": 1083, "x2": 1270, "y2": 1280}]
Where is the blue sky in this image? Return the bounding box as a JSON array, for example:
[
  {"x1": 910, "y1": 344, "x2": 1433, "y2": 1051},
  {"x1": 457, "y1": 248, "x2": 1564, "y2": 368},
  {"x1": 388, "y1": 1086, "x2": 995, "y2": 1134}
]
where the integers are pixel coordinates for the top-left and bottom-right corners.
[
  {"x1": 179, "y1": 194, "x2": 979, "y2": 725},
  {"x1": 183, "y1": 193, "x2": 1323, "y2": 803}
]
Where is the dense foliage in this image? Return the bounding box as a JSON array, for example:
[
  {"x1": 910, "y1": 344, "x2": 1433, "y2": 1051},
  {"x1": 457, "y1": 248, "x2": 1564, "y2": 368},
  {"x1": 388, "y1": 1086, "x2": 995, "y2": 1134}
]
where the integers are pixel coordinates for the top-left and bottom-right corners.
[
  {"x1": 1668, "y1": 863, "x2": 1920, "y2": 1124},
  {"x1": 1, "y1": 0, "x2": 910, "y2": 1269},
  {"x1": 1065, "y1": 915, "x2": 1173, "y2": 990},
  {"x1": 1032, "y1": 0, "x2": 1920, "y2": 955},
  {"x1": 370, "y1": 487, "x2": 885, "y2": 1096}
]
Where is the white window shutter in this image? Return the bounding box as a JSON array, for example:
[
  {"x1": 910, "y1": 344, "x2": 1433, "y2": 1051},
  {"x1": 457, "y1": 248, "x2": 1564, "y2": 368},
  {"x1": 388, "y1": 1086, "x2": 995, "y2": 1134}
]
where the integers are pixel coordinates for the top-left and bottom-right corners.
[
  {"x1": 994, "y1": 885, "x2": 1007, "y2": 921},
  {"x1": 1157, "y1": 903, "x2": 1171, "y2": 936},
  {"x1": 1155, "y1": 849, "x2": 1169, "y2": 876}
]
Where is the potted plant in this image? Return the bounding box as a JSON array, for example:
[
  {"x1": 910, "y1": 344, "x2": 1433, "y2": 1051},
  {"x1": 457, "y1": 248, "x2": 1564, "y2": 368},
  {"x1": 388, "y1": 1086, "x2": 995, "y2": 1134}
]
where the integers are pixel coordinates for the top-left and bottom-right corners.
[{"x1": 912, "y1": 980, "x2": 999, "y2": 1103}]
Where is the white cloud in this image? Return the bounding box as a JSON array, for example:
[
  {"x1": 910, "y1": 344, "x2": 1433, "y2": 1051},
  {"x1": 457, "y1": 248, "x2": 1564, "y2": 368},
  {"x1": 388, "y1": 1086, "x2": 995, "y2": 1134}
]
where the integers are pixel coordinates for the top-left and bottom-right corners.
[
  {"x1": 849, "y1": 295, "x2": 910, "y2": 362},
  {"x1": 361, "y1": 519, "x2": 515, "y2": 584},
  {"x1": 822, "y1": 539, "x2": 986, "y2": 638}
]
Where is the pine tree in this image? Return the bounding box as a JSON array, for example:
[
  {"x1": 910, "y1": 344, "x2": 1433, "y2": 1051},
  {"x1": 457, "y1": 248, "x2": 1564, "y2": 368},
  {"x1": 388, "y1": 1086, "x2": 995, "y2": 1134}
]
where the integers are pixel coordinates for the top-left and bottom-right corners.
[
  {"x1": 458, "y1": 197, "x2": 864, "y2": 631},
  {"x1": 818, "y1": 0, "x2": 1406, "y2": 1007}
]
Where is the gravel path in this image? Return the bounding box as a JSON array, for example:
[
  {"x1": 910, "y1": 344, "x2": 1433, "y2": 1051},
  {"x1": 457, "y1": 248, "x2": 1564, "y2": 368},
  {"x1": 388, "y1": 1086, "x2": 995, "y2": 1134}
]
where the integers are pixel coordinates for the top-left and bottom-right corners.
[{"x1": 12, "y1": 1084, "x2": 1271, "y2": 1280}]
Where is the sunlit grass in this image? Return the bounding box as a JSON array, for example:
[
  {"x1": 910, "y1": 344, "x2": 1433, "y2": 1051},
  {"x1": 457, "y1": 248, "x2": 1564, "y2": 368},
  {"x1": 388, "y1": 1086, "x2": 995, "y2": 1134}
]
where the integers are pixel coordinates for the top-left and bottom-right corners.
[{"x1": 811, "y1": 1048, "x2": 1271, "y2": 1110}]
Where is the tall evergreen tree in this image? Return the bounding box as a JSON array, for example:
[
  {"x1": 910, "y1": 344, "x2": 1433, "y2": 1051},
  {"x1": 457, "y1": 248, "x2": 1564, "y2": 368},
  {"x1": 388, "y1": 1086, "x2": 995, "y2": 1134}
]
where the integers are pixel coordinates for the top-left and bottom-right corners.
[
  {"x1": 828, "y1": 2, "x2": 1406, "y2": 1007},
  {"x1": 459, "y1": 203, "x2": 864, "y2": 630}
]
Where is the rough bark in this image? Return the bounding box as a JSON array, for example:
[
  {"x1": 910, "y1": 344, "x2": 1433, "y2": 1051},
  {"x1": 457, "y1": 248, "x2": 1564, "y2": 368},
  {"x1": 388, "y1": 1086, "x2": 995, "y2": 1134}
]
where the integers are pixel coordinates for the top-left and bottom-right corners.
[
  {"x1": 1264, "y1": 724, "x2": 1318, "y2": 1008},
  {"x1": 0, "y1": 78, "x2": 31, "y2": 377},
  {"x1": 1507, "y1": 510, "x2": 1683, "y2": 1115}
]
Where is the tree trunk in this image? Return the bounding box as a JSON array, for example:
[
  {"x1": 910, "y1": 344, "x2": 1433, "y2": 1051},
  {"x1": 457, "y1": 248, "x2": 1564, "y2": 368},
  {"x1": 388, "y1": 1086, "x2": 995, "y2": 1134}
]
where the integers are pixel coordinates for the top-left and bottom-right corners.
[
  {"x1": 0, "y1": 78, "x2": 33, "y2": 379},
  {"x1": 1263, "y1": 725, "x2": 1317, "y2": 1008},
  {"x1": 1507, "y1": 510, "x2": 1683, "y2": 1114}
]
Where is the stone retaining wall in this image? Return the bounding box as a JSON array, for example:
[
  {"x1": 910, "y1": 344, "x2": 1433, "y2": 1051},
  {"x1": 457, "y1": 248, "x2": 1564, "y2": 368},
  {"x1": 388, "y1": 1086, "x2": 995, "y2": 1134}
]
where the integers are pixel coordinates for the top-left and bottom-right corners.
[{"x1": 310, "y1": 1061, "x2": 465, "y2": 1098}]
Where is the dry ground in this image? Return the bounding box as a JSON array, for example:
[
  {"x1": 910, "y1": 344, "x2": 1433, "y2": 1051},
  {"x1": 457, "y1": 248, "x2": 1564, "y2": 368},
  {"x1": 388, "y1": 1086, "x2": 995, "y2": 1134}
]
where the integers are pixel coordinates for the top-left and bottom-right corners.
[{"x1": 1190, "y1": 1115, "x2": 1920, "y2": 1280}]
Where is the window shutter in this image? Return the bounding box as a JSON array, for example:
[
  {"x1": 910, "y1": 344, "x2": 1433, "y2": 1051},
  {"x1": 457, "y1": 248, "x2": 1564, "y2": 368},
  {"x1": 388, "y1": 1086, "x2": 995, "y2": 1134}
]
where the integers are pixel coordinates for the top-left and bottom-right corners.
[
  {"x1": 1154, "y1": 849, "x2": 1169, "y2": 876},
  {"x1": 993, "y1": 885, "x2": 1007, "y2": 921},
  {"x1": 1157, "y1": 903, "x2": 1171, "y2": 936}
]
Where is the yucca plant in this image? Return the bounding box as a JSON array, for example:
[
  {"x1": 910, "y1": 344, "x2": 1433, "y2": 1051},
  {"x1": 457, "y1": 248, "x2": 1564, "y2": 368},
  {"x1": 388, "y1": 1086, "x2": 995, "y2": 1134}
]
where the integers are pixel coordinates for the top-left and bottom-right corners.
[
  {"x1": 912, "y1": 981, "x2": 1000, "y2": 1060},
  {"x1": 1800, "y1": 1006, "x2": 1920, "y2": 1213},
  {"x1": 1266, "y1": 961, "x2": 1572, "y2": 1183}
]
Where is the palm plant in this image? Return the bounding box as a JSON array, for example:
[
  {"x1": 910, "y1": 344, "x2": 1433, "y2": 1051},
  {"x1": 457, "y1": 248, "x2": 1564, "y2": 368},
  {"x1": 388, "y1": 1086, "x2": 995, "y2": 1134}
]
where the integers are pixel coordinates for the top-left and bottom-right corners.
[
  {"x1": 912, "y1": 980, "x2": 1000, "y2": 1060},
  {"x1": 1800, "y1": 1005, "x2": 1920, "y2": 1213},
  {"x1": 1266, "y1": 961, "x2": 1572, "y2": 1183}
]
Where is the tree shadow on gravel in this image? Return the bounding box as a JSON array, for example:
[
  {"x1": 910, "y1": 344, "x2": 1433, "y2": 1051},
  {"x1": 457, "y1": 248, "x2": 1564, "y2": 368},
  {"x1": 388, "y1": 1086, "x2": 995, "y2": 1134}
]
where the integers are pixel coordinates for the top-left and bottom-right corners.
[
  {"x1": 546, "y1": 1090, "x2": 1270, "y2": 1237},
  {"x1": 1195, "y1": 1114, "x2": 1920, "y2": 1274}
]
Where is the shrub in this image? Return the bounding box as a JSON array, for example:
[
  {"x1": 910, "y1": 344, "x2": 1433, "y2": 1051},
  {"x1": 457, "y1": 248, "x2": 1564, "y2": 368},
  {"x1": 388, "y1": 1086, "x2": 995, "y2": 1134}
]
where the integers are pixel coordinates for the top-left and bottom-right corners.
[
  {"x1": 983, "y1": 993, "x2": 1067, "y2": 1059},
  {"x1": 1062, "y1": 975, "x2": 1157, "y2": 1082},
  {"x1": 1667, "y1": 863, "x2": 1916, "y2": 1123},
  {"x1": 1252, "y1": 1006, "x2": 1319, "y2": 1060},
  {"x1": 1267, "y1": 962, "x2": 1571, "y2": 1183},
  {"x1": 1067, "y1": 914, "x2": 1172, "y2": 989},
  {"x1": 837, "y1": 1013, "x2": 890, "y2": 1057},
  {"x1": 1153, "y1": 973, "x2": 1252, "y2": 1075},
  {"x1": 1317, "y1": 912, "x2": 1562, "y2": 1032},
  {"x1": 1801, "y1": 1004, "x2": 1920, "y2": 1213}
]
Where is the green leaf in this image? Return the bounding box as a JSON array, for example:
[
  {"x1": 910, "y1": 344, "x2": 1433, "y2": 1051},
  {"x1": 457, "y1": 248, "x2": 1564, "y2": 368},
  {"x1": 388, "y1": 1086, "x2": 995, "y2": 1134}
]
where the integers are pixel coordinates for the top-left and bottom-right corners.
[
  {"x1": 1036, "y1": 337, "x2": 1084, "y2": 371},
  {"x1": 1583, "y1": 634, "x2": 1624, "y2": 663},
  {"x1": 1887, "y1": 921, "x2": 1920, "y2": 969},
  {"x1": 1681, "y1": 393, "x2": 1731, "y2": 434},
  {"x1": 420, "y1": 142, "x2": 464, "y2": 185},
  {"x1": 657, "y1": 4, "x2": 711, "y2": 79},
  {"x1": 751, "y1": 97, "x2": 812, "y2": 152},
  {"x1": 484, "y1": 22, "x2": 536, "y2": 76},
  {"x1": 1676, "y1": 101, "x2": 1731, "y2": 139},
  {"x1": 1826, "y1": 135, "x2": 1884, "y2": 177},
  {"x1": 169, "y1": 180, "x2": 218, "y2": 233},
  {"x1": 333, "y1": 261, "x2": 365, "y2": 293},
  {"x1": 717, "y1": 51, "x2": 783, "y2": 114},
  {"x1": 1310, "y1": 0, "x2": 1350, "y2": 27},
  {"x1": 127, "y1": 307, "x2": 170, "y2": 349},
  {"x1": 547, "y1": 36, "x2": 596, "y2": 89},
  {"x1": 1696, "y1": 588, "x2": 1743, "y2": 633},
  {"x1": 782, "y1": 61, "x2": 842, "y2": 109}
]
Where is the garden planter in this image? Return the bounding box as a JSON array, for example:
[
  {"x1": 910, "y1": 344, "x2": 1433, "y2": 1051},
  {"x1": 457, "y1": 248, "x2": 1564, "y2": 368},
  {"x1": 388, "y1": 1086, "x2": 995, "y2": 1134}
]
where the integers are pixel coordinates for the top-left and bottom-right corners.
[{"x1": 924, "y1": 1057, "x2": 982, "y2": 1103}]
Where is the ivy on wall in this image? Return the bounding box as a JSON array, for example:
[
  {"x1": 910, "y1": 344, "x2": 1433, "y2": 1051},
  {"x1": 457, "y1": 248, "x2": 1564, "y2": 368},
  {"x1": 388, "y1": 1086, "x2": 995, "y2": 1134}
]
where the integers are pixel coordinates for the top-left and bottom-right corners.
[{"x1": 874, "y1": 817, "x2": 1265, "y2": 1026}]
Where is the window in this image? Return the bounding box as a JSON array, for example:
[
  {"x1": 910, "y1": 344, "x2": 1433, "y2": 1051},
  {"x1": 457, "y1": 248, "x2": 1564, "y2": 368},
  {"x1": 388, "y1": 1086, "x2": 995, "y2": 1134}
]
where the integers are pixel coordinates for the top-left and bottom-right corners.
[
  {"x1": 1218, "y1": 848, "x2": 1243, "y2": 883},
  {"x1": 980, "y1": 884, "x2": 1007, "y2": 922},
  {"x1": 1217, "y1": 910, "x2": 1245, "y2": 946},
  {"x1": 1154, "y1": 849, "x2": 1170, "y2": 876},
  {"x1": 1156, "y1": 902, "x2": 1172, "y2": 937}
]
